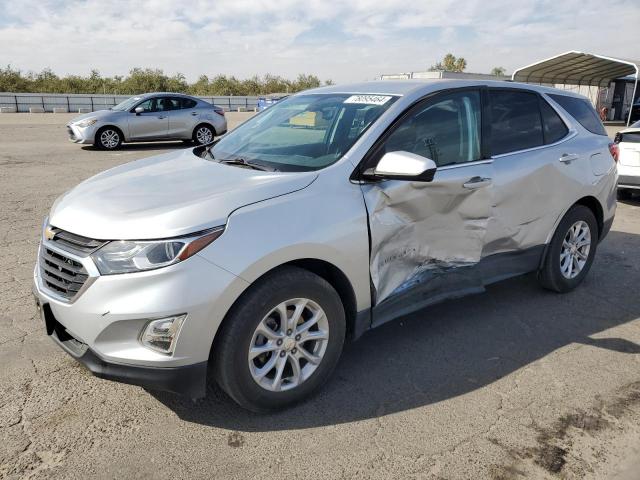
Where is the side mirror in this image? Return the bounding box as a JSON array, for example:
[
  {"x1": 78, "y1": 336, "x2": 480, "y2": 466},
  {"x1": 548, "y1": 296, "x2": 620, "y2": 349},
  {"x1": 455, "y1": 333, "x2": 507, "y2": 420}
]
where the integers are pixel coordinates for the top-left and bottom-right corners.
[
  {"x1": 134, "y1": 106, "x2": 144, "y2": 115},
  {"x1": 369, "y1": 151, "x2": 437, "y2": 182}
]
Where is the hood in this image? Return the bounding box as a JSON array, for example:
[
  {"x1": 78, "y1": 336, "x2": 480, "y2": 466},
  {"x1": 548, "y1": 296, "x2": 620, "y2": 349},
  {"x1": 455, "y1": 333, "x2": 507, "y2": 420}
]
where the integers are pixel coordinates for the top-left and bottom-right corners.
[
  {"x1": 69, "y1": 109, "x2": 118, "y2": 124},
  {"x1": 49, "y1": 149, "x2": 318, "y2": 240}
]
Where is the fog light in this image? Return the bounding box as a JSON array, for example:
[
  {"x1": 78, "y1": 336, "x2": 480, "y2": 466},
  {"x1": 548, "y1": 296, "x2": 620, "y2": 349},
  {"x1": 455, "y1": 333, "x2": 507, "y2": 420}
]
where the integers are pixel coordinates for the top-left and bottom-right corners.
[{"x1": 140, "y1": 314, "x2": 186, "y2": 355}]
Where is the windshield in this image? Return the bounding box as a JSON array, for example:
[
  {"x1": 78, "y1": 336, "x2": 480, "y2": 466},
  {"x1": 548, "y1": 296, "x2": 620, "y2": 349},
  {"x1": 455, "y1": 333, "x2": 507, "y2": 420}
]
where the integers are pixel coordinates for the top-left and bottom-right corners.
[
  {"x1": 210, "y1": 93, "x2": 398, "y2": 171},
  {"x1": 112, "y1": 96, "x2": 142, "y2": 112}
]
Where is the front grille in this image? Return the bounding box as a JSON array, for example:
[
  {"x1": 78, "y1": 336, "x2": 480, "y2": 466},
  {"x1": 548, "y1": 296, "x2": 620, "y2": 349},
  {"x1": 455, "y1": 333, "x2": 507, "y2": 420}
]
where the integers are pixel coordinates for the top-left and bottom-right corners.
[
  {"x1": 48, "y1": 227, "x2": 106, "y2": 255},
  {"x1": 40, "y1": 248, "x2": 89, "y2": 301},
  {"x1": 67, "y1": 126, "x2": 76, "y2": 140}
]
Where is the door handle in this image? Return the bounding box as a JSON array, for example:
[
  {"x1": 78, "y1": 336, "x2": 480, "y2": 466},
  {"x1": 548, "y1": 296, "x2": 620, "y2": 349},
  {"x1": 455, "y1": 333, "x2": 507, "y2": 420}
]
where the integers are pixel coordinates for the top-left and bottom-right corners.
[
  {"x1": 191, "y1": 112, "x2": 198, "y2": 116},
  {"x1": 463, "y1": 176, "x2": 492, "y2": 189},
  {"x1": 559, "y1": 153, "x2": 579, "y2": 163}
]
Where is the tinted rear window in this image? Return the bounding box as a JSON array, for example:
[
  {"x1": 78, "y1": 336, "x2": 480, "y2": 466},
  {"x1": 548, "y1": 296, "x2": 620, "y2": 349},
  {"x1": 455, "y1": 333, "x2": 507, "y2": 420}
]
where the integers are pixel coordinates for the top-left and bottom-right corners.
[
  {"x1": 181, "y1": 98, "x2": 197, "y2": 109},
  {"x1": 548, "y1": 94, "x2": 607, "y2": 136},
  {"x1": 540, "y1": 99, "x2": 569, "y2": 144},
  {"x1": 619, "y1": 132, "x2": 640, "y2": 143},
  {"x1": 489, "y1": 90, "x2": 543, "y2": 155}
]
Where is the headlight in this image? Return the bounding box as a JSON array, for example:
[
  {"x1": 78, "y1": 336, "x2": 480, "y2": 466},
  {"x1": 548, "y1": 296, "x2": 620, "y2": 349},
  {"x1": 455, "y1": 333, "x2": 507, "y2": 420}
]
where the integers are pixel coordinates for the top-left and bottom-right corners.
[
  {"x1": 91, "y1": 227, "x2": 224, "y2": 275},
  {"x1": 76, "y1": 118, "x2": 97, "y2": 128}
]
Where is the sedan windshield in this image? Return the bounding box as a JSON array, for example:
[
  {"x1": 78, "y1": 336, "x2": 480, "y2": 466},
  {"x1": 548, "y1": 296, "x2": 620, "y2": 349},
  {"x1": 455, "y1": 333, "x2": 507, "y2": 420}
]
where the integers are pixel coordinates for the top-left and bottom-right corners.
[
  {"x1": 210, "y1": 93, "x2": 398, "y2": 171},
  {"x1": 111, "y1": 96, "x2": 142, "y2": 112}
]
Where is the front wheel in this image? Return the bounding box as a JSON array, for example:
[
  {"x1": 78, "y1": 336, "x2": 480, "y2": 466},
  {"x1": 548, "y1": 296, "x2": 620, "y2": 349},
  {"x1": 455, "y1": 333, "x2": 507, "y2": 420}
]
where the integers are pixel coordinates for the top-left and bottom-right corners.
[
  {"x1": 538, "y1": 205, "x2": 598, "y2": 293},
  {"x1": 212, "y1": 266, "x2": 346, "y2": 412},
  {"x1": 96, "y1": 127, "x2": 122, "y2": 150}
]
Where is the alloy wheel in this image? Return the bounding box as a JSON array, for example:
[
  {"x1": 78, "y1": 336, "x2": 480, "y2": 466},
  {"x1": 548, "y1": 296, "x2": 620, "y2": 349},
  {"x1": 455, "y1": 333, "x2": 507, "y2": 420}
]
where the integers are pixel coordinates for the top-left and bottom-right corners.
[
  {"x1": 196, "y1": 127, "x2": 213, "y2": 144},
  {"x1": 560, "y1": 220, "x2": 591, "y2": 279},
  {"x1": 248, "y1": 298, "x2": 329, "y2": 392},
  {"x1": 100, "y1": 129, "x2": 120, "y2": 149}
]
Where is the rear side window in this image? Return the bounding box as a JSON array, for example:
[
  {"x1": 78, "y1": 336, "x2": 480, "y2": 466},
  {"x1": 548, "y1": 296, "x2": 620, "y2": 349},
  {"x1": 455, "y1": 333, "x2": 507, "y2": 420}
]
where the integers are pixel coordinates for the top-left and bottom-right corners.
[
  {"x1": 548, "y1": 94, "x2": 607, "y2": 136},
  {"x1": 540, "y1": 99, "x2": 569, "y2": 144},
  {"x1": 181, "y1": 98, "x2": 197, "y2": 109},
  {"x1": 489, "y1": 90, "x2": 543, "y2": 155}
]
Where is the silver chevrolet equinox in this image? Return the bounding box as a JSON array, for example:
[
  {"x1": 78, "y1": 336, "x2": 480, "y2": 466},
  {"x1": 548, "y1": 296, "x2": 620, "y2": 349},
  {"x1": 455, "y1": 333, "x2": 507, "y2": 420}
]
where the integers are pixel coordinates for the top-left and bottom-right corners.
[{"x1": 34, "y1": 80, "x2": 617, "y2": 412}]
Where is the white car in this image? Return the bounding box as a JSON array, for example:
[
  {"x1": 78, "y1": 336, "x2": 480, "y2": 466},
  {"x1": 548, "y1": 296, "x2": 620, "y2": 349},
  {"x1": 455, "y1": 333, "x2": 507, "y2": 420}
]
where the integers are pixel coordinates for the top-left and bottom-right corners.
[{"x1": 616, "y1": 120, "x2": 640, "y2": 198}]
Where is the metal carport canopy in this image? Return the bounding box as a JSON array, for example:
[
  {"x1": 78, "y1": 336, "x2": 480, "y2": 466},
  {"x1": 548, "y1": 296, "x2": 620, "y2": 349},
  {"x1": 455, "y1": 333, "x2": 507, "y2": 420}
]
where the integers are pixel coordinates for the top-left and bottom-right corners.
[{"x1": 512, "y1": 51, "x2": 639, "y2": 125}]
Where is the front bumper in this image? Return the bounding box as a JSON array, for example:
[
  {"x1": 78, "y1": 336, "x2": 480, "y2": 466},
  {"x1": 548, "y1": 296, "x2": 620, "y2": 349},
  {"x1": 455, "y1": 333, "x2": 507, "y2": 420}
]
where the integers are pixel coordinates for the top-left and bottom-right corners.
[
  {"x1": 37, "y1": 299, "x2": 208, "y2": 397},
  {"x1": 66, "y1": 123, "x2": 98, "y2": 144},
  {"x1": 33, "y1": 242, "x2": 250, "y2": 397}
]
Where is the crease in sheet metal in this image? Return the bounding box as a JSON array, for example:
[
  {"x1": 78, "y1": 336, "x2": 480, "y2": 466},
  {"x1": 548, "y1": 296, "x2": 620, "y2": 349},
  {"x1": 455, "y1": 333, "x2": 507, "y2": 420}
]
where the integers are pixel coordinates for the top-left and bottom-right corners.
[{"x1": 362, "y1": 176, "x2": 492, "y2": 304}]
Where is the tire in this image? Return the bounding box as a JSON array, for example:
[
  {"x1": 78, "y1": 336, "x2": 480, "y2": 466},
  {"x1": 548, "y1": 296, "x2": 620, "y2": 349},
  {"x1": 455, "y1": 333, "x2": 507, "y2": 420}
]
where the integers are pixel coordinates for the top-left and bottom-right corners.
[
  {"x1": 538, "y1": 205, "x2": 599, "y2": 293},
  {"x1": 95, "y1": 126, "x2": 122, "y2": 150},
  {"x1": 193, "y1": 124, "x2": 215, "y2": 145},
  {"x1": 212, "y1": 266, "x2": 346, "y2": 412}
]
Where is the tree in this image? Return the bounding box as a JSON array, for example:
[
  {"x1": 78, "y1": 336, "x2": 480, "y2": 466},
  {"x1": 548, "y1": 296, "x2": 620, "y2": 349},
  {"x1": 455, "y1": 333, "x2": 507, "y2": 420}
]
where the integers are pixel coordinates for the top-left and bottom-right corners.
[
  {"x1": 429, "y1": 53, "x2": 467, "y2": 73},
  {"x1": 491, "y1": 67, "x2": 506, "y2": 77},
  {"x1": 0, "y1": 67, "x2": 335, "y2": 95}
]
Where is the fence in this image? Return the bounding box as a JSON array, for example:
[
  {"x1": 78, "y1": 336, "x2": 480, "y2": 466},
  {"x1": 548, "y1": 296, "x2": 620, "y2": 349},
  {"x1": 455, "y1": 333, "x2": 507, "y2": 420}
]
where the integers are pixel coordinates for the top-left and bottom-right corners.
[{"x1": 0, "y1": 92, "x2": 260, "y2": 113}]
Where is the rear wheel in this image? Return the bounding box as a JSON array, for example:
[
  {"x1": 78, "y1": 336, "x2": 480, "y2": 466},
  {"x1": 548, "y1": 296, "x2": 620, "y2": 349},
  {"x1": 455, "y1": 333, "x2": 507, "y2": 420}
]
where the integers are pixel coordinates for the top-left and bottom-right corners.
[
  {"x1": 96, "y1": 127, "x2": 122, "y2": 150},
  {"x1": 212, "y1": 266, "x2": 345, "y2": 412},
  {"x1": 538, "y1": 205, "x2": 598, "y2": 293},
  {"x1": 193, "y1": 124, "x2": 215, "y2": 145}
]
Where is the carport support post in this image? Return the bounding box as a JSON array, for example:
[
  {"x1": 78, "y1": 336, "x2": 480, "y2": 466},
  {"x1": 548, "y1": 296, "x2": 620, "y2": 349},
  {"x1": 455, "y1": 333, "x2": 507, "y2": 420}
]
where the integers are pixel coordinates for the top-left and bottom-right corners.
[
  {"x1": 628, "y1": 72, "x2": 638, "y2": 126},
  {"x1": 66, "y1": 96, "x2": 70, "y2": 111},
  {"x1": 14, "y1": 95, "x2": 18, "y2": 111}
]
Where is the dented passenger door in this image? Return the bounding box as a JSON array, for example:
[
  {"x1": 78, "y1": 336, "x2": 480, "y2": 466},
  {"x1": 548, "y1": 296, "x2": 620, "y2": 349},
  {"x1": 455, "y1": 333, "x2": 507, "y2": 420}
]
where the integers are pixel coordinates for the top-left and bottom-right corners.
[{"x1": 358, "y1": 88, "x2": 493, "y2": 325}]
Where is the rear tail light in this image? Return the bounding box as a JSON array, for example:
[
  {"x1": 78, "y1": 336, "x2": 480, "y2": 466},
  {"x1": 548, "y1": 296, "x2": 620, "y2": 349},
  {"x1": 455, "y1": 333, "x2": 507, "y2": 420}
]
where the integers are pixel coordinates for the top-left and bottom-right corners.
[
  {"x1": 213, "y1": 107, "x2": 225, "y2": 117},
  {"x1": 609, "y1": 142, "x2": 619, "y2": 163}
]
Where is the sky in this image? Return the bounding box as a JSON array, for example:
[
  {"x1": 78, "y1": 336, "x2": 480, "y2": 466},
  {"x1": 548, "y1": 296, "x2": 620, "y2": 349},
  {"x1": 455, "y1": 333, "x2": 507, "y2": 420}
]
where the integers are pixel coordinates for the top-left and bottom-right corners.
[{"x1": 0, "y1": 0, "x2": 638, "y2": 84}]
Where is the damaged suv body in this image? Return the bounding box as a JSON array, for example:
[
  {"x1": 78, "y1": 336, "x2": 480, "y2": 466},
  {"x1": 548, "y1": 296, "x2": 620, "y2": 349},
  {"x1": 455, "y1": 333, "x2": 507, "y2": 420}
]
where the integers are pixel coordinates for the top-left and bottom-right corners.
[{"x1": 33, "y1": 80, "x2": 616, "y2": 412}]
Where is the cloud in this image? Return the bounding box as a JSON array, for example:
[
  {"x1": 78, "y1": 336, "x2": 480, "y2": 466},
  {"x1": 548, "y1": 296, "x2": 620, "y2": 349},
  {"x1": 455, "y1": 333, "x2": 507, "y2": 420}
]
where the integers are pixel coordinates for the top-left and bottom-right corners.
[{"x1": 0, "y1": 0, "x2": 637, "y2": 83}]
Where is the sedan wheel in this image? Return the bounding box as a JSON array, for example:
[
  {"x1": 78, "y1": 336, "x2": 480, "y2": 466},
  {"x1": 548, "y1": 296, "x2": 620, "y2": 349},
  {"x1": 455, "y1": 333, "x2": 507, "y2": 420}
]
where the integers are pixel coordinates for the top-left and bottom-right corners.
[
  {"x1": 194, "y1": 125, "x2": 214, "y2": 145},
  {"x1": 98, "y1": 128, "x2": 121, "y2": 149}
]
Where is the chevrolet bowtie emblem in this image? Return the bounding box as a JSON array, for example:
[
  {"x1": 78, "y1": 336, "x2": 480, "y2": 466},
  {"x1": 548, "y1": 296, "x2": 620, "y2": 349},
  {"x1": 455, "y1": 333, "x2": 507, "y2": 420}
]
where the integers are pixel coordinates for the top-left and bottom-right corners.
[{"x1": 44, "y1": 226, "x2": 56, "y2": 241}]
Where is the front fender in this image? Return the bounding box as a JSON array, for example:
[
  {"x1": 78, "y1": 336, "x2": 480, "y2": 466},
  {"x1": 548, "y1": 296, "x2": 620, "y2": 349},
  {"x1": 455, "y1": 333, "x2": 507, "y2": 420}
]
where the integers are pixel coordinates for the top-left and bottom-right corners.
[{"x1": 196, "y1": 176, "x2": 372, "y2": 311}]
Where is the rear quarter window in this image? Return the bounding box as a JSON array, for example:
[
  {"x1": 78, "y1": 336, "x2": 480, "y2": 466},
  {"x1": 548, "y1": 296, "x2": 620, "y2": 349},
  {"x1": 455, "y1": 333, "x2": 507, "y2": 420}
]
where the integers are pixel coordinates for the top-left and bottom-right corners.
[
  {"x1": 181, "y1": 98, "x2": 198, "y2": 109},
  {"x1": 540, "y1": 99, "x2": 569, "y2": 144},
  {"x1": 548, "y1": 94, "x2": 607, "y2": 136}
]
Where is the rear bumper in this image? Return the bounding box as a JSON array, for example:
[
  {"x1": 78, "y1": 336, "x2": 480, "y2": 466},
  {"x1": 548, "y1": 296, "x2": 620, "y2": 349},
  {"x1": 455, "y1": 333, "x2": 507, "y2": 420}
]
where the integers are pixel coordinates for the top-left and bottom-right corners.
[{"x1": 618, "y1": 174, "x2": 640, "y2": 189}]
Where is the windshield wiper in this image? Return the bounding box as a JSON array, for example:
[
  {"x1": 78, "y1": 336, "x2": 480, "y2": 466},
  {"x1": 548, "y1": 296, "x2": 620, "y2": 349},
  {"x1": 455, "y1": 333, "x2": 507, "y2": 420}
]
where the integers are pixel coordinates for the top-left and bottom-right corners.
[{"x1": 218, "y1": 157, "x2": 276, "y2": 172}]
